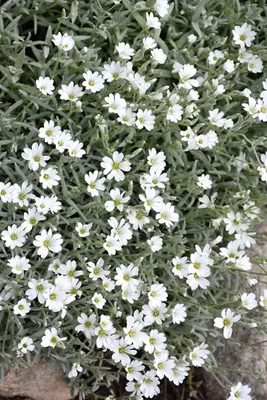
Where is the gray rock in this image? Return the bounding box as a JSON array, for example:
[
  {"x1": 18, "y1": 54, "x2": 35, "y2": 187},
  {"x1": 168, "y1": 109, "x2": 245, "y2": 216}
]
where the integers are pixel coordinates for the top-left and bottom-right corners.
[{"x1": 0, "y1": 360, "x2": 76, "y2": 400}]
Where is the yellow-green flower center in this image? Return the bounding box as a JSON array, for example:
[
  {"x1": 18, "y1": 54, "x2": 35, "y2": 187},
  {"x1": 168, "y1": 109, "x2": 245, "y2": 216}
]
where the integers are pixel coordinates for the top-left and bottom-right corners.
[{"x1": 112, "y1": 162, "x2": 120, "y2": 170}]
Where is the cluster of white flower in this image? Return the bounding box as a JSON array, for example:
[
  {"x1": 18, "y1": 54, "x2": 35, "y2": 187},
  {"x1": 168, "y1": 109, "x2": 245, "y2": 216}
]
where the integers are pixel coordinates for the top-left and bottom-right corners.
[{"x1": 2, "y1": 0, "x2": 267, "y2": 398}]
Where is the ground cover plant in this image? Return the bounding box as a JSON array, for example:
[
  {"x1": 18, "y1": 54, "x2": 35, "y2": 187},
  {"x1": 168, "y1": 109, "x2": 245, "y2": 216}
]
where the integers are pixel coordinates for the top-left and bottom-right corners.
[{"x1": 0, "y1": 0, "x2": 267, "y2": 399}]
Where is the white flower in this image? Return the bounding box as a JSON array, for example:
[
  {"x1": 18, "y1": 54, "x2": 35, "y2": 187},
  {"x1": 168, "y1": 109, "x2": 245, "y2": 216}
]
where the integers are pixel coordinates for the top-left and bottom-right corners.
[
  {"x1": 26, "y1": 278, "x2": 49, "y2": 304},
  {"x1": 236, "y1": 255, "x2": 252, "y2": 271},
  {"x1": 151, "y1": 48, "x2": 167, "y2": 64},
  {"x1": 186, "y1": 273, "x2": 210, "y2": 290},
  {"x1": 39, "y1": 120, "x2": 61, "y2": 144},
  {"x1": 147, "y1": 235, "x2": 163, "y2": 252},
  {"x1": 60, "y1": 260, "x2": 83, "y2": 278},
  {"x1": 12, "y1": 181, "x2": 34, "y2": 207},
  {"x1": 1, "y1": 225, "x2": 26, "y2": 249},
  {"x1": 102, "y1": 61, "x2": 126, "y2": 82},
  {"x1": 166, "y1": 104, "x2": 183, "y2": 122},
  {"x1": 228, "y1": 383, "x2": 252, "y2": 400},
  {"x1": 122, "y1": 286, "x2": 140, "y2": 303},
  {"x1": 92, "y1": 292, "x2": 106, "y2": 309},
  {"x1": 155, "y1": 0, "x2": 169, "y2": 17},
  {"x1": 188, "y1": 34, "x2": 197, "y2": 43},
  {"x1": 140, "y1": 370, "x2": 160, "y2": 398},
  {"x1": 258, "y1": 165, "x2": 267, "y2": 182},
  {"x1": 171, "y1": 256, "x2": 189, "y2": 278},
  {"x1": 13, "y1": 299, "x2": 31, "y2": 317},
  {"x1": 0, "y1": 182, "x2": 13, "y2": 203},
  {"x1": 197, "y1": 174, "x2": 212, "y2": 189},
  {"x1": 35, "y1": 194, "x2": 62, "y2": 215},
  {"x1": 146, "y1": 12, "x2": 161, "y2": 29},
  {"x1": 155, "y1": 202, "x2": 179, "y2": 227},
  {"x1": 39, "y1": 167, "x2": 61, "y2": 189},
  {"x1": 33, "y1": 229, "x2": 63, "y2": 258},
  {"x1": 95, "y1": 318, "x2": 116, "y2": 348},
  {"x1": 136, "y1": 109, "x2": 155, "y2": 131},
  {"x1": 18, "y1": 337, "x2": 35, "y2": 354},
  {"x1": 115, "y1": 263, "x2": 139, "y2": 290},
  {"x1": 41, "y1": 327, "x2": 67, "y2": 348},
  {"x1": 154, "y1": 352, "x2": 175, "y2": 380},
  {"x1": 242, "y1": 97, "x2": 258, "y2": 118},
  {"x1": 36, "y1": 76, "x2": 54, "y2": 95},
  {"x1": 188, "y1": 89, "x2": 199, "y2": 101},
  {"x1": 111, "y1": 338, "x2": 137, "y2": 366},
  {"x1": 105, "y1": 188, "x2": 130, "y2": 212},
  {"x1": 189, "y1": 343, "x2": 210, "y2": 367},
  {"x1": 127, "y1": 210, "x2": 150, "y2": 230},
  {"x1": 82, "y1": 70, "x2": 104, "y2": 92},
  {"x1": 75, "y1": 222, "x2": 92, "y2": 237},
  {"x1": 143, "y1": 303, "x2": 168, "y2": 326},
  {"x1": 144, "y1": 329, "x2": 167, "y2": 354},
  {"x1": 44, "y1": 285, "x2": 66, "y2": 312},
  {"x1": 204, "y1": 130, "x2": 218, "y2": 148},
  {"x1": 208, "y1": 108, "x2": 225, "y2": 127},
  {"x1": 126, "y1": 360, "x2": 145, "y2": 381},
  {"x1": 117, "y1": 108, "x2": 136, "y2": 126},
  {"x1": 214, "y1": 308, "x2": 241, "y2": 339},
  {"x1": 22, "y1": 142, "x2": 50, "y2": 171},
  {"x1": 75, "y1": 313, "x2": 96, "y2": 339},
  {"x1": 58, "y1": 81, "x2": 83, "y2": 102},
  {"x1": 124, "y1": 321, "x2": 147, "y2": 349},
  {"x1": 102, "y1": 278, "x2": 115, "y2": 292},
  {"x1": 260, "y1": 289, "x2": 267, "y2": 309},
  {"x1": 232, "y1": 23, "x2": 256, "y2": 48},
  {"x1": 68, "y1": 363, "x2": 83, "y2": 378},
  {"x1": 233, "y1": 232, "x2": 256, "y2": 249},
  {"x1": 104, "y1": 93, "x2": 127, "y2": 114},
  {"x1": 247, "y1": 55, "x2": 263, "y2": 73},
  {"x1": 53, "y1": 130, "x2": 73, "y2": 153},
  {"x1": 241, "y1": 293, "x2": 257, "y2": 310},
  {"x1": 101, "y1": 151, "x2": 131, "y2": 182},
  {"x1": 127, "y1": 71, "x2": 152, "y2": 95},
  {"x1": 178, "y1": 64, "x2": 199, "y2": 89},
  {"x1": 103, "y1": 234, "x2": 122, "y2": 255},
  {"x1": 52, "y1": 32, "x2": 74, "y2": 51},
  {"x1": 68, "y1": 140, "x2": 85, "y2": 158},
  {"x1": 143, "y1": 36, "x2": 157, "y2": 50},
  {"x1": 208, "y1": 50, "x2": 224, "y2": 65},
  {"x1": 224, "y1": 211, "x2": 249, "y2": 234},
  {"x1": 256, "y1": 99, "x2": 267, "y2": 122},
  {"x1": 188, "y1": 252, "x2": 211, "y2": 277},
  {"x1": 87, "y1": 258, "x2": 109, "y2": 281},
  {"x1": 85, "y1": 171, "x2": 106, "y2": 196},
  {"x1": 172, "y1": 304, "x2": 187, "y2": 324},
  {"x1": 147, "y1": 148, "x2": 166, "y2": 172},
  {"x1": 7, "y1": 255, "x2": 31, "y2": 275},
  {"x1": 107, "y1": 217, "x2": 132, "y2": 246},
  {"x1": 198, "y1": 193, "x2": 217, "y2": 209},
  {"x1": 139, "y1": 188, "x2": 163, "y2": 213},
  {"x1": 171, "y1": 358, "x2": 190, "y2": 386},
  {"x1": 48, "y1": 259, "x2": 63, "y2": 274},
  {"x1": 148, "y1": 283, "x2": 167, "y2": 306},
  {"x1": 224, "y1": 59, "x2": 235, "y2": 73},
  {"x1": 220, "y1": 241, "x2": 244, "y2": 263},
  {"x1": 116, "y1": 42, "x2": 135, "y2": 60}
]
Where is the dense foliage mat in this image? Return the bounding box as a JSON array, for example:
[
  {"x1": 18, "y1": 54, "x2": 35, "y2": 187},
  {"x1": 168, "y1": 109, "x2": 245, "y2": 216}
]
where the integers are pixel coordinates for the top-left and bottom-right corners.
[{"x1": 0, "y1": 0, "x2": 267, "y2": 399}]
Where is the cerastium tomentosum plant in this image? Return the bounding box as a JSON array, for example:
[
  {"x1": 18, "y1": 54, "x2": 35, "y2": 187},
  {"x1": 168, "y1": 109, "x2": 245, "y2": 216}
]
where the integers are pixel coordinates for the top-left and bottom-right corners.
[{"x1": 0, "y1": 0, "x2": 267, "y2": 399}]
